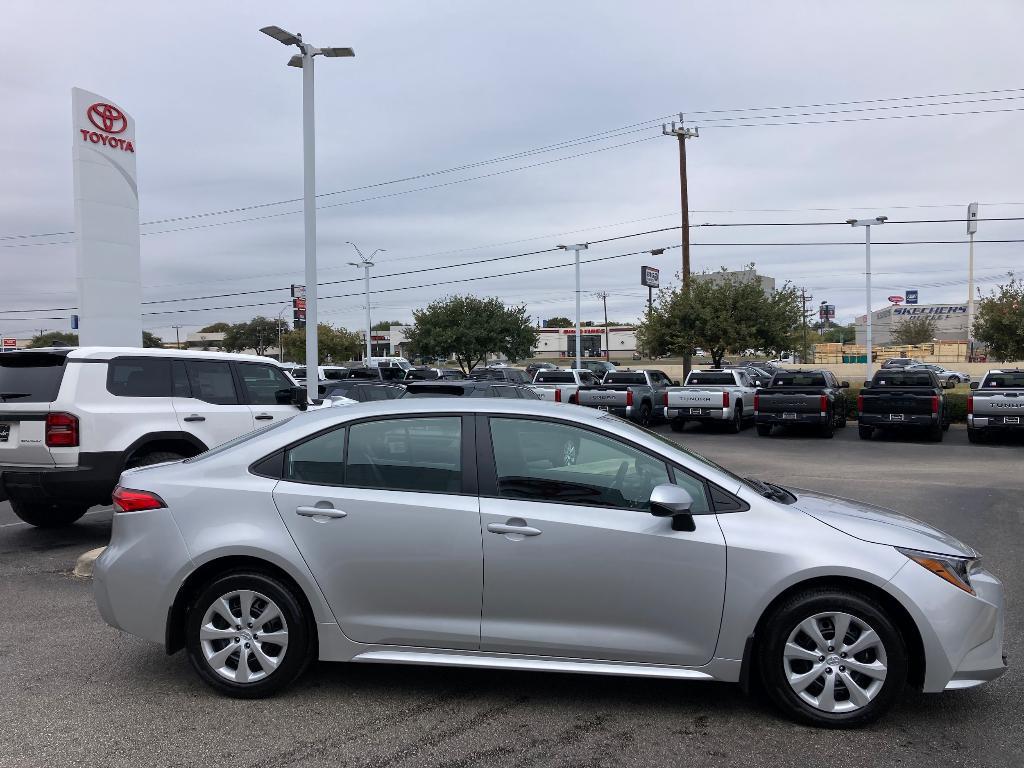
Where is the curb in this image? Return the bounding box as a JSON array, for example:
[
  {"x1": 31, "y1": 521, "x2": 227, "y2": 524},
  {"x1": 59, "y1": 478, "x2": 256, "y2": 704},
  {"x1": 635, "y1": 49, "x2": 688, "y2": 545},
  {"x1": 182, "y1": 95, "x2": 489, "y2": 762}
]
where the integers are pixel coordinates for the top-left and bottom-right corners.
[{"x1": 74, "y1": 546, "x2": 106, "y2": 579}]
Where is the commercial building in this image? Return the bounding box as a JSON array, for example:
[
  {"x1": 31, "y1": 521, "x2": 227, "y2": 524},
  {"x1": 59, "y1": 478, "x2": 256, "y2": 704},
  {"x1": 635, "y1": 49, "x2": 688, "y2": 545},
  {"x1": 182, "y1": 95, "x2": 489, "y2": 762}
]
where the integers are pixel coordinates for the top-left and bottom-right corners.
[
  {"x1": 693, "y1": 269, "x2": 775, "y2": 294},
  {"x1": 854, "y1": 303, "x2": 969, "y2": 346},
  {"x1": 532, "y1": 326, "x2": 637, "y2": 359}
]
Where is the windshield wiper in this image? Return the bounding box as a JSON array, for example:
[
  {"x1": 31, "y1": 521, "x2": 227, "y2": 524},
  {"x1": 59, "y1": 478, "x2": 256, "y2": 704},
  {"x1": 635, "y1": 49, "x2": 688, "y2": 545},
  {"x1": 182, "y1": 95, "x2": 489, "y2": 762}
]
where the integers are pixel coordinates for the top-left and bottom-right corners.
[
  {"x1": 744, "y1": 476, "x2": 791, "y2": 502},
  {"x1": 0, "y1": 392, "x2": 31, "y2": 402}
]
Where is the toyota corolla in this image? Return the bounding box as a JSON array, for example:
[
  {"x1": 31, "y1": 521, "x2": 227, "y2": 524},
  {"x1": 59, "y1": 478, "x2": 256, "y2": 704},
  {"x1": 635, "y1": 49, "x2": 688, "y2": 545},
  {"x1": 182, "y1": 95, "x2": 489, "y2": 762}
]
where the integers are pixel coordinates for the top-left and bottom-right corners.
[{"x1": 93, "y1": 399, "x2": 1006, "y2": 727}]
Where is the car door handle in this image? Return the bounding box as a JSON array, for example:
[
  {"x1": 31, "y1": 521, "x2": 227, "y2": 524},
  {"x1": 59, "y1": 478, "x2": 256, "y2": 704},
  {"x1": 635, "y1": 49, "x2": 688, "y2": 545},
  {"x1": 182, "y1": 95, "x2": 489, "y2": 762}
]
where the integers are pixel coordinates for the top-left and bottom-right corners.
[
  {"x1": 487, "y1": 522, "x2": 542, "y2": 536},
  {"x1": 296, "y1": 506, "x2": 347, "y2": 519},
  {"x1": 183, "y1": 415, "x2": 205, "y2": 422},
  {"x1": 254, "y1": 414, "x2": 273, "y2": 421}
]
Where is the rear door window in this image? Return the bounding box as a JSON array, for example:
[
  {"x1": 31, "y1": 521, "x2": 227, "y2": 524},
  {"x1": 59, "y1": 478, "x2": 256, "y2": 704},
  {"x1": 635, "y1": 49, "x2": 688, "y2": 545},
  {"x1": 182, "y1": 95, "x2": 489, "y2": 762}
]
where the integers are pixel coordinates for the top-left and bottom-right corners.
[
  {"x1": 106, "y1": 357, "x2": 171, "y2": 397},
  {"x1": 346, "y1": 417, "x2": 462, "y2": 494},
  {"x1": 0, "y1": 352, "x2": 69, "y2": 402}
]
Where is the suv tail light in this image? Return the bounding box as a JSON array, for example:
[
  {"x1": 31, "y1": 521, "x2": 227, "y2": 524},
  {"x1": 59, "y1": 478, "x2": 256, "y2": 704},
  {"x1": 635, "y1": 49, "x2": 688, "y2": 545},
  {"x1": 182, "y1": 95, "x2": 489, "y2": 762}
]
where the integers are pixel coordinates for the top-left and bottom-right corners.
[
  {"x1": 112, "y1": 486, "x2": 166, "y2": 513},
  {"x1": 554, "y1": 388, "x2": 562, "y2": 403},
  {"x1": 626, "y1": 390, "x2": 634, "y2": 407},
  {"x1": 967, "y1": 395, "x2": 974, "y2": 415},
  {"x1": 753, "y1": 393, "x2": 759, "y2": 412},
  {"x1": 932, "y1": 395, "x2": 940, "y2": 414},
  {"x1": 722, "y1": 391, "x2": 730, "y2": 409},
  {"x1": 45, "y1": 412, "x2": 79, "y2": 447},
  {"x1": 857, "y1": 394, "x2": 864, "y2": 412},
  {"x1": 820, "y1": 395, "x2": 828, "y2": 413}
]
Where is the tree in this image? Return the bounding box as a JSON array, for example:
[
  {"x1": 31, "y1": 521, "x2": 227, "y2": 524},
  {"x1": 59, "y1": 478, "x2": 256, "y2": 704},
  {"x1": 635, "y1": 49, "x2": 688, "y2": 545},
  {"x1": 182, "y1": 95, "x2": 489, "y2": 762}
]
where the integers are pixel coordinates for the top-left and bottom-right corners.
[
  {"x1": 142, "y1": 331, "x2": 164, "y2": 348},
  {"x1": 371, "y1": 320, "x2": 404, "y2": 331},
  {"x1": 406, "y1": 295, "x2": 538, "y2": 373},
  {"x1": 29, "y1": 331, "x2": 78, "y2": 348},
  {"x1": 636, "y1": 267, "x2": 801, "y2": 367},
  {"x1": 543, "y1": 316, "x2": 573, "y2": 328},
  {"x1": 974, "y1": 275, "x2": 1024, "y2": 360},
  {"x1": 890, "y1": 315, "x2": 938, "y2": 346},
  {"x1": 199, "y1": 322, "x2": 230, "y2": 333},
  {"x1": 812, "y1": 322, "x2": 857, "y2": 345},
  {"x1": 281, "y1": 324, "x2": 363, "y2": 364},
  {"x1": 222, "y1": 317, "x2": 281, "y2": 356}
]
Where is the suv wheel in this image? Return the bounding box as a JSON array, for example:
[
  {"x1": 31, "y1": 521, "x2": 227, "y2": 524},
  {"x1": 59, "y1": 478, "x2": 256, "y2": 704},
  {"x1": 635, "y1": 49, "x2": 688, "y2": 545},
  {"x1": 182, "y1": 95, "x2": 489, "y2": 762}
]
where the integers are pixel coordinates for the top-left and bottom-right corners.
[
  {"x1": 186, "y1": 571, "x2": 313, "y2": 698},
  {"x1": 820, "y1": 409, "x2": 835, "y2": 438},
  {"x1": 928, "y1": 423, "x2": 944, "y2": 442},
  {"x1": 858, "y1": 425, "x2": 873, "y2": 440},
  {"x1": 967, "y1": 427, "x2": 985, "y2": 444},
  {"x1": 637, "y1": 402, "x2": 653, "y2": 427},
  {"x1": 10, "y1": 499, "x2": 89, "y2": 528},
  {"x1": 758, "y1": 590, "x2": 907, "y2": 727},
  {"x1": 670, "y1": 419, "x2": 686, "y2": 433},
  {"x1": 126, "y1": 450, "x2": 187, "y2": 469},
  {"x1": 756, "y1": 424, "x2": 772, "y2": 437},
  {"x1": 728, "y1": 404, "x2": 742, "y2": 433}
]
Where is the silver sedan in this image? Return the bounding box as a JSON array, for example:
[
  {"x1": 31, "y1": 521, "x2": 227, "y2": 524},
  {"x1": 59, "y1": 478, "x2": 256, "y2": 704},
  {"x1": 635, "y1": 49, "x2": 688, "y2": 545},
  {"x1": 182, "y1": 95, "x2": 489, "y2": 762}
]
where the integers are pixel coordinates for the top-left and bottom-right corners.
[{"x1": 94, "y1": 399, "x2": 1006, "y2": 727}]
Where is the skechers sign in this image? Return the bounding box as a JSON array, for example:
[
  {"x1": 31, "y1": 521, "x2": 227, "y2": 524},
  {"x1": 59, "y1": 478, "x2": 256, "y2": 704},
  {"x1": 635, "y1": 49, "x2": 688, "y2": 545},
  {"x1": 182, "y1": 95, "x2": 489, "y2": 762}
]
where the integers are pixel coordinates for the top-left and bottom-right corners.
[
  {"x1": 892, "y1": 305, "x2": 967, "y2": 316},
  {"x1": 78, "y1": 102, "x2": 135, "y2": 153}
]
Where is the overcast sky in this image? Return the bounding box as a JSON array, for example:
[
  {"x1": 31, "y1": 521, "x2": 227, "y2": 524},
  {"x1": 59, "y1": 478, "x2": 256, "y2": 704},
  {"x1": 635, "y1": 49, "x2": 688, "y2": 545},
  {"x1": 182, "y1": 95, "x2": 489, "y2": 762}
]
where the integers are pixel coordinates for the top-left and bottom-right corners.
[{"x1": 2, "y1": 0, "x2": 1023, "y2": 342}]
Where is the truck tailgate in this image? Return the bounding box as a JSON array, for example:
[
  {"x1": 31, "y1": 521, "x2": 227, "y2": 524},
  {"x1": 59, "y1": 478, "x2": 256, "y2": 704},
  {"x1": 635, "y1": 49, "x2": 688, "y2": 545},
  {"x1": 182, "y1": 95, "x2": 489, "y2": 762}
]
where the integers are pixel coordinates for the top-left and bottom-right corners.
[
  {"x1": 972, "y1": 391, "x2": 1024, "y2": 421},
  {"x1": 756, "y1": 391, "x2": 822, "y2": 414},
  {"x1": 576, "y1": 386, "x2": 630, "y2": 407},
  {"x1": 860, "y1": 389, "x2": 936, "y2": 415},
  {"x1": 667, "y1": 388, "x2": 726, "y2": 408}
]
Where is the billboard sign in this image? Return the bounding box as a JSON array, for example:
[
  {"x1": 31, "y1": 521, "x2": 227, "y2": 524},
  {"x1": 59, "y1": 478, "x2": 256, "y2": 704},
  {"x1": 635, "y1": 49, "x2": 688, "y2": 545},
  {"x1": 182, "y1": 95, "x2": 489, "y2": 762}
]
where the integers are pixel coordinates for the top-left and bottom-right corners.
[
  {"x1": 72, "y1": 87, "x2": 141, "y2": 346},
  {"x1": 640, "y1": 266, "x2": 660, "y2": 288},
  {"x1": 818, "y1": 303, "x2": 835, "y2": 320},
  {"x1": 887, "y1": 295, "x2": 904, "y2": 305},
  {"x1": 1, "y1": 338, "x2": 16, "y2": 352},
  {"x1": 291, "y1": 284, "x2": 307, "y2": 329},
  {"x1": 905, "y1": 289, "x2": 918, "y2": 305}
]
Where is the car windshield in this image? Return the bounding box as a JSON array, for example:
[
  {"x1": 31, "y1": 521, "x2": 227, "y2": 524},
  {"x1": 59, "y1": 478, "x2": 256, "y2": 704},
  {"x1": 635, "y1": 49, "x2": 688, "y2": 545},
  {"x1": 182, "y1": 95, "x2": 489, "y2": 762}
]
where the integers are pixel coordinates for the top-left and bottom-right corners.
[{"x1": 771, "y1": 372, "x2": 827, "y2": 387}]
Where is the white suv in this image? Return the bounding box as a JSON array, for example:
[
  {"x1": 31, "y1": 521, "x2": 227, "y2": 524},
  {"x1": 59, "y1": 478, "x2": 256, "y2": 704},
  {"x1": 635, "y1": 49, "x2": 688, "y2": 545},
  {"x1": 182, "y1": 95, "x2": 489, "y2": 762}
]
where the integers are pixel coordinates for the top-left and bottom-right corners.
[{"x1": 0, "y1": 347, "x2": 302, "y2": 527}]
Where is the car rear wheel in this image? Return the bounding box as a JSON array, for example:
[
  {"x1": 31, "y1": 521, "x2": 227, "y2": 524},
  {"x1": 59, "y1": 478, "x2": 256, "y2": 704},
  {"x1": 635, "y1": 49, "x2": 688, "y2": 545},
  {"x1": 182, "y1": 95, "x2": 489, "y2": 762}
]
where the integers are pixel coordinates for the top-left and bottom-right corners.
[
  {"x1": 9, "y1": 499, "x2": 89, "y2": 528},
  {"x1": 758, "y1": 590, "x2": 907, "y2": 727},
  {"x1": 820, "y1": 410, "x2": 835, "y2": 438},
  {"x1": 126, "y1": 450, "x2": 187, "y2": 469},
  {"x1": 637, "y1": 403, "x2": 653, "y2": 427},
  {"x1": 728, "y1": 405, "x2": 742, "y2": 433},
  {"x1": 927, "y1": 423, "x2": 944, "y2": 442},
  {"x1": 967, "y1": 427, "x2": 985, "y2": 444},
  {"x1": 756, "y1": 424, "x2": 772, "y2": 437},
  {"x1": 858, "y1": 425, "x2": 873, "y2": 440},
  {"x1": 186, "y1": 571, "x2": 313, "y2": 698},
  {"x1": 670, "y1": 419, "x2": 686, "y2": 433}
]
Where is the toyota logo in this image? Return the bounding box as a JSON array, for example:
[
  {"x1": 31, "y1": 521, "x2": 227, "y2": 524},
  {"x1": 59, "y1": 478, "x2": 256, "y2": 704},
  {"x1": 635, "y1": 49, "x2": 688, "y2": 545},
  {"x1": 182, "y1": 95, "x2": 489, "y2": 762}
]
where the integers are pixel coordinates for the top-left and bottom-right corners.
[{"x1": 87, "y1": 102, "x2": 127, "y2": 134}]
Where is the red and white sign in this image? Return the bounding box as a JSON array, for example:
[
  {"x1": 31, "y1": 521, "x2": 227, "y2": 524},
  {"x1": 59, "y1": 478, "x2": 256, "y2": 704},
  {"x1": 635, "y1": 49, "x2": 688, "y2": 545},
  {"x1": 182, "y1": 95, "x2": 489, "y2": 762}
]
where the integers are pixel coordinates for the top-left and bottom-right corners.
[
  {"x1": 2, "y1": 337, "x2": 16, "y2": 349},
  {"x1": 887, "y1": 295, "x2": 905, "y2": 304},
  {"x1": 78, "y1": 102, "x2": 135, "y2": 153}
]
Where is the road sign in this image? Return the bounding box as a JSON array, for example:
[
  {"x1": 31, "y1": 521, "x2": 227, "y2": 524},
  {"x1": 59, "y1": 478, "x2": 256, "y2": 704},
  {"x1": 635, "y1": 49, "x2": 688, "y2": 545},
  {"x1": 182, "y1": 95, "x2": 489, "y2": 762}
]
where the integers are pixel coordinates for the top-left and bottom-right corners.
[
  {"x1": 905, "y1": 290, "x2": 918, "y2": 305},
  {"x1": 888, "y1": 295, "x2": 905, "y2": 304},
  {"x1": 2, "y1": 338, "x2": 16, "y2": 352},
  {"x1": 640, "y1": 266, "x2": 660, "y2": 288}
]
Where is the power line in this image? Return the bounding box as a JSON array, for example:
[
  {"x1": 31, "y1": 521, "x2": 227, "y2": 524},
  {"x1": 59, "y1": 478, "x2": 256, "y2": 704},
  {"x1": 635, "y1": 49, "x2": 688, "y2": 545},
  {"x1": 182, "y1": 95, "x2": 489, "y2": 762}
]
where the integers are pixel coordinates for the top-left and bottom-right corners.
[{"x1": 699, "y1": 105, "x2": 1024, "y2": 129}]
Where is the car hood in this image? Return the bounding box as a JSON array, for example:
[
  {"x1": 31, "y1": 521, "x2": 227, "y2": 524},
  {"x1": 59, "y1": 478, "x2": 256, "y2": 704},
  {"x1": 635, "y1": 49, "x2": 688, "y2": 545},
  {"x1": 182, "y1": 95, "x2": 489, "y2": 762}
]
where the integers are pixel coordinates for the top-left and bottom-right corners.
[{"x1": 791, "y1": 488, "x2": 977, "y2": 558}]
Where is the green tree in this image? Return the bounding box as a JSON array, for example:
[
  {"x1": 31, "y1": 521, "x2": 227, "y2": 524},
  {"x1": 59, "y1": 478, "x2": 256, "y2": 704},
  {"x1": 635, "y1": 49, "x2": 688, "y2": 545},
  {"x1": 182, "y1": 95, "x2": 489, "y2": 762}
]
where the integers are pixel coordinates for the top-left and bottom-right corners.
[
  {"x1": 29, "y1": 331, "x2": 78, "y2": 348},
  {"x1": 223, "y1": 317, "x2": 281, "y2": 356},
  {"x1": 974, "y1": 275, "x2": 1024, "y2": 360},
  {"x1": 142, "y1": 331, "x2": 164, "y2": 348},
  {"x1": 406, "y1": 295, "x2": 538, "y2": 373},
  {"x1": 813, "y1": 322, "x2": 857, "y2": 344},
  {"x1": 891, "y1": 315, "x2": 938, "y2": 346},
  {"x1": 199, "y1": 322, "x2": 231, "y2": 333},
  {"x1": 281, "y1": 324, "x2": 363, "y2": 364},
  {"x1": 636, "y1": 268, "x2": 801, "y2": 367},
  {"x1": 543, "y1": 316, "x2": 573, "y2": 328},
  {"x1": 371, "y1": 320, "x2": 404, "y2": 331}
]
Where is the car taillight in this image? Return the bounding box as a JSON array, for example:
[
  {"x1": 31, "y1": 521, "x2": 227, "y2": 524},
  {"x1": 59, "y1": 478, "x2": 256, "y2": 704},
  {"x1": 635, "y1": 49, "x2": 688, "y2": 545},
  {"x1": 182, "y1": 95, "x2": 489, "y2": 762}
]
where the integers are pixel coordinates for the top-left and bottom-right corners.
[
  {"x1": 754, "y1": 393, "x2": 759, "y2": 412},
  {"x1": 663, "y1": 391, "x2": 669, "y2": 408},
  {"x1": 626, "y1": 390, "x2": 634, "y2": 407},
  {"x1": 554, "y1": 388, "x2": 562, "y2": 402},
  {"x1": 112, "y1": 486, "x2": 166, "y2": 513},
  {"x1": 45, "y1": 412, "x2": 79, "y2": 447},
  {"x1": 857, "y1": 394, "x2": 864, "y2": 412},
  {"x1": 722, "y1": 391, "x2": 730, "y2": 408},
  {"x1": 932, "y1": 395, "x2": 939, "y2": 414},
  {"x1": 968, "y1": 395, "x2": 974, "y2": 415},
  {"x1": 820, "y1": 395, "x2": 828, "y2": 412}
]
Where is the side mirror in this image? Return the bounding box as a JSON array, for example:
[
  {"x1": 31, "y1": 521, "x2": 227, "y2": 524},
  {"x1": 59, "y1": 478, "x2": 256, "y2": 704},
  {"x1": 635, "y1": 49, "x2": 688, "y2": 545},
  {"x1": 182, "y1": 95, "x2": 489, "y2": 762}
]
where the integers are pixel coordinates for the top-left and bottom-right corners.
[
  {"x1": 649, "y1": 484, "x2": 704, "y2": 531},
  {"x1": 863, "y1": 380, "x2": 872, "y2": 389},
  {"x1": 840, "y1": 381, "x2": 850, "y2": 389},
  {"x1": 970, "y1": 381, "x2": 979, "y2": 390},
  {"x1": 277, "y1": 386, "x2": 309, "y2": 411},
  {"x1": 672, "y1": 380, "x2": 680, "y2": 386}
]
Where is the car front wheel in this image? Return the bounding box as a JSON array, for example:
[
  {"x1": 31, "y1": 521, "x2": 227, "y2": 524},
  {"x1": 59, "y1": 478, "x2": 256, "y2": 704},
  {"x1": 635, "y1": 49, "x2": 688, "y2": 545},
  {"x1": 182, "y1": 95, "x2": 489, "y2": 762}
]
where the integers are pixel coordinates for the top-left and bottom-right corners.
[
  {"x1": 186, "y1": 571, "x2": 313, "y2": 698},
  {"x1": 758, "y1": 590, "x2": 907, "y2": 727}
]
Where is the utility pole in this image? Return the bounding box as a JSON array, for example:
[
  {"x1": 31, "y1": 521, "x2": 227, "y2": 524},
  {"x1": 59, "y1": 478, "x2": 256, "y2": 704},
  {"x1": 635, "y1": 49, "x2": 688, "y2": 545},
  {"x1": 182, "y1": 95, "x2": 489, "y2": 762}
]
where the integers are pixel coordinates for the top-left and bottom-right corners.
[
  {"x1": 559, "y1": 244, "x2": 588, "y2": 370},
  {"x1": 594, "y1": 291, "x2": 610, "y2": 361},
  {"x1": 348, "y1": 243, "x2": 385, "y2": 365},
  {"x1": 663, "y1": 115, "x2": 699, "y2": 378},
  {"x1": 799, "y1": 290, "x2": 812, "y2": 363},
  {"x1": 171, "y1": 325, "x2": 182, "y2": 350},
  {"x1": 848, "y1": 216, "x2": 887, "y2": 379},
  {"x1": 967, "y1": 202, "x2": 979, "y2": 362}
]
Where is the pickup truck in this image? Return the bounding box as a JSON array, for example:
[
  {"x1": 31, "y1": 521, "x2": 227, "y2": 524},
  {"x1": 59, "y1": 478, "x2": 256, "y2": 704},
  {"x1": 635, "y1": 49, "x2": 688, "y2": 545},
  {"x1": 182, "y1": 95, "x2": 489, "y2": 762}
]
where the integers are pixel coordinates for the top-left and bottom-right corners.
[
  {"x1": 754, "y1": 369, "x2": 849, "y2": 438},
  {"x1": 968, "y1": 369, "x2": 1024, "y2": 443},
  {"x1": 530, "y1": 368, "x2": 602, "y2": 403},
  {"x1": 575, "y1": 369, "x2": 675, "y2": 426},
  {"x1": 857, "y1": 368, "x2": 953, "y2": 441},
  {"x1": 664, "y1": 368, "x2": 757, "y2": 433}
]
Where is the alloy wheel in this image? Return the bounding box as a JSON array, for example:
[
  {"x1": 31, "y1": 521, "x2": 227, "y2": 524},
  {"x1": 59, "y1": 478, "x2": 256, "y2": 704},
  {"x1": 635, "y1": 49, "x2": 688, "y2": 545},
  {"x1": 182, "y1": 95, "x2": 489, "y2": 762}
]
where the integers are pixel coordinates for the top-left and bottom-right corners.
[
  {"x1": 783, "y1": 611, "x2": 888, "y2": 713},
  {"x1": 199, "y1": 589, "x2": 289, "y2": 684}
]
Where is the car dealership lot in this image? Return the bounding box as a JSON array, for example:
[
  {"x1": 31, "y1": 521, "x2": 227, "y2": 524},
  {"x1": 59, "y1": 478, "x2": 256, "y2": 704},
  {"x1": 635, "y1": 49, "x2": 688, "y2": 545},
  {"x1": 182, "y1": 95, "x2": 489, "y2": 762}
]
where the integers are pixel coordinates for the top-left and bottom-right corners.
[{"x1": 1, "y1": 425, "x2": 1021, "y2": 767}]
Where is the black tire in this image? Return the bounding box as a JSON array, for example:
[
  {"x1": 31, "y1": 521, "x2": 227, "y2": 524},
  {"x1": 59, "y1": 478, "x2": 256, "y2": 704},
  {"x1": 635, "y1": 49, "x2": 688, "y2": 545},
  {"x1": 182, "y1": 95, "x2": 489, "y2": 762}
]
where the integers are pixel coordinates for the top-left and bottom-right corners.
[
  {"x1": 125, "y1": 450, "x2": 187, "y2": 470},
  {"x1": 728, "y1": 404, "x2": 742, "y2": 434},
  {"x1": 670, "y1": 419, "x2": 686, "y2": 433},
  {"x1": 756, "y1": 424, "x2": 772, "y2": 437},
  {"x1": 637, "y1": 402, "x2": 653, "y2": 427},
  {"x1": 820, "y1": 410, "x2": 835, "y2": 438},
  {"x1": 967, "y1": 427, "x2": 985, "y2": 444},
  {"x1": 858, "y1": 425, "x2": 873, "y2": 440},
  {"x1": 186, "y1": 570, "x2": 314, "y2": 698},
  {"x1": 757, "y1": 589, "x2": 908, "y2": 728},
  {"x1": 9, "y1": 498, "x2": 89, "y2": 528},
  {"x1": 838, "y1": 409, "x2": 848, "y2": 428},
  {"x1": 928, "y1": 423, "x2": 944, "y2": 442}
]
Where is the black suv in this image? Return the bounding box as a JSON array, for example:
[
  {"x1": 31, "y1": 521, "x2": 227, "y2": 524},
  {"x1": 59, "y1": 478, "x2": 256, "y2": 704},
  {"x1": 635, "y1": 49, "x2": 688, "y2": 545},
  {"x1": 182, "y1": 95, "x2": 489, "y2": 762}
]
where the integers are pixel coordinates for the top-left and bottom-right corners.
[{"x1": 320, "y1": 380, "x2": 405, "y2": 401}]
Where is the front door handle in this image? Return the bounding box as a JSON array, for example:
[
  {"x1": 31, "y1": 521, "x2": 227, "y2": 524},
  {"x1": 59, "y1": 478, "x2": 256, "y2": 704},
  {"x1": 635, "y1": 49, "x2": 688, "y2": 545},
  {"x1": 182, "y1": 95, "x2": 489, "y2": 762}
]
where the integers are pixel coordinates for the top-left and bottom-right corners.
[
  {"x1": 255, "y1": 414, "x2": 273, "y2": 421},
  {"x1": 487, "y1": 522, "x2": 542, "y2": 536},
  {"x1": 183, "y1": 415, "x2": 205, "y2": 423},
  {"x1": 296, "y1": 506, "x2": 347, "y2": 519}
]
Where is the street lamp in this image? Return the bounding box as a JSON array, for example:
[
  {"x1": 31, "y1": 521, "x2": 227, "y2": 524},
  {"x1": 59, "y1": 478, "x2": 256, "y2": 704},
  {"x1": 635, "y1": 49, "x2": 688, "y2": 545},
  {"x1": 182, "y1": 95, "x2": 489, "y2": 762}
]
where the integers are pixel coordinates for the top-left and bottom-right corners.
[
  {"x1": 558, "y1": 243, "x2": 588, "y2": 370},
  {"x1": 347, "y1": 242, "x2": 385, "y2": 364},
  {"x1": 275, "y1": 305, "x2": 290, "y2": 363},
  {"x1": 260, "y1": 25, "x2": 354, "y2": 403},
  {"x1": 847, "y1": 216, "x2": 887, "y2": 379}
]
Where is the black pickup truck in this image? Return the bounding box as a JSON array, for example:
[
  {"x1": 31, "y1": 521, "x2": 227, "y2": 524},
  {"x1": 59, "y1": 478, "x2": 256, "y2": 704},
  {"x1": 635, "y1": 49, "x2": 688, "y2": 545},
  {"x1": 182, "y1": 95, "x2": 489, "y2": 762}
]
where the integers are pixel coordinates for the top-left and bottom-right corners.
[
  {"x1": 754, "y1": 369, "x2": 850, "y2": 438},
  {"x1": 857, "y1": 368, "x2": 953, "y2": 441}
]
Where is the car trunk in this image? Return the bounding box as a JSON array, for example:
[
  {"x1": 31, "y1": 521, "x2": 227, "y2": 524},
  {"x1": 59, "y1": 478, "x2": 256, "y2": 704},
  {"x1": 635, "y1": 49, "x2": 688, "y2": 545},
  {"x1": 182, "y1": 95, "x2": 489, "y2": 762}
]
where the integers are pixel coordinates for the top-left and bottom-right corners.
[{"x1": 0, "y1": 351, "x2": 71, "y2": 466}]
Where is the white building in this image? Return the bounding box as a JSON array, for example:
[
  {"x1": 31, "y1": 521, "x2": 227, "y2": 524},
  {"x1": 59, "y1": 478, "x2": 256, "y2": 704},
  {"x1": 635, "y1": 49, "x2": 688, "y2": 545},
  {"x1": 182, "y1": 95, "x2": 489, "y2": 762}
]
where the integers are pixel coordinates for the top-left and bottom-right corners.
[
  {"x1": 855, "y1": 303, "x2": 968, "y2": 346},
  {"x1": 532, "y1": 326, "x2": 637, "y2": 359},
  {"x1": 693, "y1": 269, "x2": 775, "y2": 294}
]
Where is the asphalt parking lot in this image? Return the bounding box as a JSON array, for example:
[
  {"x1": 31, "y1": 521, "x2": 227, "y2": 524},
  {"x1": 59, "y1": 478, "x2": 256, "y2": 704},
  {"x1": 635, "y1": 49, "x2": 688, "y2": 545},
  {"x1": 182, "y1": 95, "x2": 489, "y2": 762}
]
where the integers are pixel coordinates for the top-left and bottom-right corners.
[{"x1": 1, "y1": 423, "x2": 1021, "y2": 768}]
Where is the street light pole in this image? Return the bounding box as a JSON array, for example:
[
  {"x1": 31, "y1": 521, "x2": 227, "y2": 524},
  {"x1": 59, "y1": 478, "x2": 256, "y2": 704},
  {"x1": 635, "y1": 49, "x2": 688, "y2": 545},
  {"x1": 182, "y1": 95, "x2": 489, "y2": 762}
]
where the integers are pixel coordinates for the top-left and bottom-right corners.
[
  {"x1": 348, "y1": 243, "x2": 385, "y2": 365},
  {"x1": 260, "y1": 25, "x2": 354, "y2": 403},
  {"x1": 559, "y1": 244, "x2": 588, "y2": 370},
  {"x1": 848, "y1": 216, "x2": 887, "y2": 380},
  {"x1": 276, "y1": 305, "x2": 289, "y2": 363},
  {"x1": 967, "y1": 202, "x2": 979, "y2": 362}
]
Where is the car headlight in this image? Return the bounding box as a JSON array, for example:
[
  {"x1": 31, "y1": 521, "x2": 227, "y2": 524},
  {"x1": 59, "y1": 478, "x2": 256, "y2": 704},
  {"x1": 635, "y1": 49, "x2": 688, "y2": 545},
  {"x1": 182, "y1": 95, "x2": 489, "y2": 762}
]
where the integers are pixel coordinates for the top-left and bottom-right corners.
[{"x1": 897, "y1": 547, "x2": 981, "y2": 595}]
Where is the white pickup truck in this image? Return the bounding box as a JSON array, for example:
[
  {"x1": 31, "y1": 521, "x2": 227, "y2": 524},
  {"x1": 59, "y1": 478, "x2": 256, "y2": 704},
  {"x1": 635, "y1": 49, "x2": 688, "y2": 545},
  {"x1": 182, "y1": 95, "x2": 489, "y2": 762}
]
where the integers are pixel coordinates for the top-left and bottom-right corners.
[
  {"x1": 664, "y1": 368, "x2": 758, "y2": 433},
  {"x1": 530, "y1": 368, "x2": 602, "y2": 403},
  {"x1": 968, "y1": 369, "x2": 1024, "y2": 443}
]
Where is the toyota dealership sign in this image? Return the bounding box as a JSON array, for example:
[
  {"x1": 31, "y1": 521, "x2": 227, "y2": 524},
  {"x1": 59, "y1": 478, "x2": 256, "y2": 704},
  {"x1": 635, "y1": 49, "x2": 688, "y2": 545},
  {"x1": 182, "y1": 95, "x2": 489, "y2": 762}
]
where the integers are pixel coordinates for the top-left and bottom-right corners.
[{"x1": 80, "y1": 102, "x2": 135, "y2": 153}]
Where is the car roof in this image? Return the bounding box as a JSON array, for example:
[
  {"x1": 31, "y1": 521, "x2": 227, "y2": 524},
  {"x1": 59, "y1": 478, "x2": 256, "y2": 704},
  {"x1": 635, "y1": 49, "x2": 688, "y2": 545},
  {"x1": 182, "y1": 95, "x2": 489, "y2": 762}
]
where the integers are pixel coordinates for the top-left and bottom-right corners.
[{"x1": 32, "y1": 346, "x2": 287, "y2": 365}]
